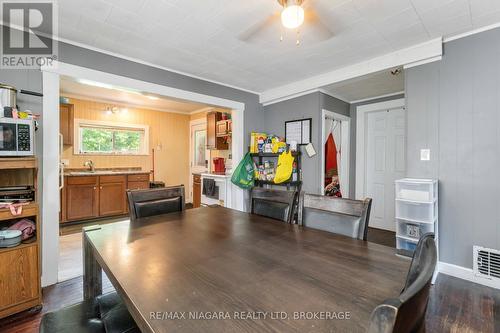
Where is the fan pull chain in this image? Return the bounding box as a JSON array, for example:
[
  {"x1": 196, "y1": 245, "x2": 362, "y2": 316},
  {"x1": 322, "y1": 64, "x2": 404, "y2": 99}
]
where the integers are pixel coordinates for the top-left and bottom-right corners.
[{"x1": 296, "y1": 28, "x2": 301, "y2": 46}]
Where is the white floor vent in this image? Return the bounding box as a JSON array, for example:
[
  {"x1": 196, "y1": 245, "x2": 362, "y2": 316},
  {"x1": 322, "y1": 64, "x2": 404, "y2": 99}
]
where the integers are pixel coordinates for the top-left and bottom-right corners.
[{"x1": 473, "y1": 246, "x2": 500, "y2": 280}]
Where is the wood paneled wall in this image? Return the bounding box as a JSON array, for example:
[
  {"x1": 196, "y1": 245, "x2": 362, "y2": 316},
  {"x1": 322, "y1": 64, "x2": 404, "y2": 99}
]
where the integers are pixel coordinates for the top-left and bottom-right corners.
[{"x1": 62, "y1": 98, "x2": 190, "y2": 187}]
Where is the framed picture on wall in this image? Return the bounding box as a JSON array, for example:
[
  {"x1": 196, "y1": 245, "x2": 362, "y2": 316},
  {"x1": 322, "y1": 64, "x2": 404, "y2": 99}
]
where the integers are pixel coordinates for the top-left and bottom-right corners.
[{"x1": 285, "y1": 118, "x2": 312, "y2": 145}]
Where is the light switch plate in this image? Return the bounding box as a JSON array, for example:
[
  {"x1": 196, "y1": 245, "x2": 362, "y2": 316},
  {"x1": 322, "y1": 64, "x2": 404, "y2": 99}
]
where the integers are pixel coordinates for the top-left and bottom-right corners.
[{"x1": 420, "y1": 149, "x2": 430, "y2": 161}]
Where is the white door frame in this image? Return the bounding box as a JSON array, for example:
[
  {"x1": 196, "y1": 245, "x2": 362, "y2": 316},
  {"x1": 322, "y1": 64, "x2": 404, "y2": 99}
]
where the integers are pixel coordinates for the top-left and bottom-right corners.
[
  {"x1": 320, "y1": 109, "x2": 350, "y2": 197},
  {"x1": 188, "y1": 117, "x2": 208, "y2": 203},
  {"x1": 41, "y1": 61, "x2": 245, "y2": 287},
  {"x1": 355, "y1": 98, "x2": 405, "y2": 199}
]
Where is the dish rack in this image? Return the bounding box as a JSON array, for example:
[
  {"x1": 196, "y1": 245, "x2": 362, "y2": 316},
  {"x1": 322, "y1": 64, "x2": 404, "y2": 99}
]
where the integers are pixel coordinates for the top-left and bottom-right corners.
[{"x1": 395, "y1": 178, "x2": 438, "y2": 260}]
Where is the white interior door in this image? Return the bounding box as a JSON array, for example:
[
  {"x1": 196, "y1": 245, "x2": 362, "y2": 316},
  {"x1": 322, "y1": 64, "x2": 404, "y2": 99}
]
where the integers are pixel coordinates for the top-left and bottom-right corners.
[
  {"x1": 365, "y1": 108, "x2": 406, "y2": 231},
  {"x1": 189, "y1": 120, "x2": 209, "y2": 203}
]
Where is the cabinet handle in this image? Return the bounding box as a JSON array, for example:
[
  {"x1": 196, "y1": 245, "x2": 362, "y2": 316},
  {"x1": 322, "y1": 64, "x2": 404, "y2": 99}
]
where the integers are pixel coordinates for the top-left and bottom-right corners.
[
  {"x1": 100, "y1": 186, "x2": 103, "y2": 189},
  {"x1": 93, "y1": 186, "x2": 96, "y2": 190}
]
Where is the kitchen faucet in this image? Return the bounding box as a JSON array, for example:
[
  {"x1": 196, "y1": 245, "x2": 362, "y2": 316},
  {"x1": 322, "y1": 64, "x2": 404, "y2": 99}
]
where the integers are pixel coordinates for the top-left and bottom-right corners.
[{"x1": 84, "y1": 160, "x2": 95, "y2": 172}]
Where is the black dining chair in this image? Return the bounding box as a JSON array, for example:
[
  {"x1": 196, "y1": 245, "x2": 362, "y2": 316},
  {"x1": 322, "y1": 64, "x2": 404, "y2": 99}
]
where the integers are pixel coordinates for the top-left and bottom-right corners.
[
  {"x1": 367, "y1": 233, "x2": 437, "y2": 333},
  {"x1": 40, "y1": 291, "x2": 140, "y2": 333},
  {"x1": 297, "y1": 192, "x2": 372, "y2": 240},
  {"x1": 249, "y1": 187, "x2": 297, "y2": 223},
  {"x1": 127, "y1": 185, "x2": 185, "y2": 220}
]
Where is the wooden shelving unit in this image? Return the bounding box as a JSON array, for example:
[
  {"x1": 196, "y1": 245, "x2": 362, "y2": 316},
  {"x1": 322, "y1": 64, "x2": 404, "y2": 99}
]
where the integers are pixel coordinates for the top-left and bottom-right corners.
[{"x1": 0, "y1": 157, "x2": 41, "y2": 319}]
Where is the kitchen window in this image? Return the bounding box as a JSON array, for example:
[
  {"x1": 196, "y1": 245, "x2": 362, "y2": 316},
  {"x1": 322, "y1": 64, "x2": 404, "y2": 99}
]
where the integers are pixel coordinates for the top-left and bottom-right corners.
[{"x1": 75, "y1": 119, "x2": 149, "y2": 155}]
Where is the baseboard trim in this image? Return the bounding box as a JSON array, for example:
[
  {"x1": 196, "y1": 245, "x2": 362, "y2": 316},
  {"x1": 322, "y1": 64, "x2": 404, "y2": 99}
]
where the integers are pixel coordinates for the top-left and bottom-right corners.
[{"x1": 438, "y1": 261, "x2": 500, "y2": 289}]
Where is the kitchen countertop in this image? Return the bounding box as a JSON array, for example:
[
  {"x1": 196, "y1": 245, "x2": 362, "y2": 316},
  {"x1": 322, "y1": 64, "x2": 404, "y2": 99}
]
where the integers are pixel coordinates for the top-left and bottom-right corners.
[
  {"x1": 201, "y1": 172, "x2": 231, "y2": 178},
  {"x1": 65, "y1": 168, "x2": 150, "y2": 176}
]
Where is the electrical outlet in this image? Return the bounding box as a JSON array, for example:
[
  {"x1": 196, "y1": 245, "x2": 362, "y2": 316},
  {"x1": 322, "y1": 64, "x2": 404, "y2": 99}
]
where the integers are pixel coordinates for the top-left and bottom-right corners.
[{"x1": 420, "y1": 149, "x2": 430, "y2": 161}]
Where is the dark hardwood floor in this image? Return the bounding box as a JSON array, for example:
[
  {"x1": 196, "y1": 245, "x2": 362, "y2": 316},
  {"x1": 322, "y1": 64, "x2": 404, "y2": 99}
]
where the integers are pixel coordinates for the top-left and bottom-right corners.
[
  {"x1": 0, "y1": 272, "x2": 498, "y2": 332},
  {"x1": 367, "y1": 226, "x2": 396, "y2": 248},
  {"x1": 2, "y1": 224, "x2": 496, "y2": 332}
]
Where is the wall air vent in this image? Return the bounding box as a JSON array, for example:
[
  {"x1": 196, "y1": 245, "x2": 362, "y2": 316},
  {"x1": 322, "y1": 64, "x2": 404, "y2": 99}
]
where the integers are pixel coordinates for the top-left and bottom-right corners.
[{"x1": 473, "y1": 246, "x2": 500, "y2": 280}]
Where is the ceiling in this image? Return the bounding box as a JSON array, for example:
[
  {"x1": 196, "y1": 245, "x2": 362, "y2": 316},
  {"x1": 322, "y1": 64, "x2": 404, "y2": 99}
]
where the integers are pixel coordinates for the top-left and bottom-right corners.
[
  {"x1": 60, "y1": 76, "x2": 208, "y2": 114},
  {"x1": 58, "y1": 0, "x2": 500, "y2": 93},
  {"x1": 322, "y1": 69, "x2": 404, "y2": 102}
]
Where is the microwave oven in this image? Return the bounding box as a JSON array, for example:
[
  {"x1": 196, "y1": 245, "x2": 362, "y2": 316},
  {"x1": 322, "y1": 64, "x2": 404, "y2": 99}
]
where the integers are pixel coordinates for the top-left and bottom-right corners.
[{"x1": 0, "y1": 118, "x2": 34, "y2": 156}]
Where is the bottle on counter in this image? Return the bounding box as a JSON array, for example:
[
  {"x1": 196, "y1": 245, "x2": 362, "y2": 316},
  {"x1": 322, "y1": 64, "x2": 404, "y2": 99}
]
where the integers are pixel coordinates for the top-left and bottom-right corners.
[{"x1": 292, "y1": 161, "x2": 298, "y2": 182}]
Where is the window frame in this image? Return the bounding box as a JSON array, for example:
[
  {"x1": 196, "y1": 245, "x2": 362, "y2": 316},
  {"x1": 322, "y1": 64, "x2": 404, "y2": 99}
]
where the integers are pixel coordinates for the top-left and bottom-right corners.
[{"x1": 74, "y1": 119, "x2": 149, "y2": 156}]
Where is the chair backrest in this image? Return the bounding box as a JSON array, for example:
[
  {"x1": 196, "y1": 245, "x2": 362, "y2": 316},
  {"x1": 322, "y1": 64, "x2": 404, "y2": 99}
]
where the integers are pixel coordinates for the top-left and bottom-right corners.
[
  {"x1": 250, "y1": 187, "x2": 297, "y2": 223},
  {"x1": 367, "y1": 233, "x2": 437, "y2": 333},
  {"x1": 298, "y1": 192, "x2": 372, "y2": 240},
  {"x1": 127, "y1": 185, "x2": 185, "y2": 220}
]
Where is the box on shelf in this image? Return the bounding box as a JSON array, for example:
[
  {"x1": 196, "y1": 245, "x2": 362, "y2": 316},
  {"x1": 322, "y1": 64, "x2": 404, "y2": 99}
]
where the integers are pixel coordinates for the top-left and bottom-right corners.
[
  {"x1": 396, "y1": 218, "x2": 435, "y2": 240},
  {"x1": 396, "y1": 237, "x2": 418, "y2": 256}
]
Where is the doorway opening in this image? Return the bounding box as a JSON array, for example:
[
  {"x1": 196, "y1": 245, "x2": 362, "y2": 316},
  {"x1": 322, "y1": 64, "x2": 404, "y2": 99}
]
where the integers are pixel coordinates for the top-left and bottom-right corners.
[
  {"x1": 321, "y1": 110, "x2": 350, "y2": 198},
  {"x1": 41, "y1": 61, "x2": 245, "y2": 287},
  {"x1": 188, "y1": 107, "x2": 232, "y2": 205},
  {"x1": 319, "y1": 68, "x2": 406, "y2": 244},
  {"x1": 356, "y1": 98, "x2": 406, "y2": 232}
]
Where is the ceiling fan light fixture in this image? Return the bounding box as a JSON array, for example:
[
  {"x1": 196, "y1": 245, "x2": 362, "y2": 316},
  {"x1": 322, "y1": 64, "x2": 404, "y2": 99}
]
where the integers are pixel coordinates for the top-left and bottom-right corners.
[{"x1": 281, "y1": 4, "x2": 304, "y2": 29}]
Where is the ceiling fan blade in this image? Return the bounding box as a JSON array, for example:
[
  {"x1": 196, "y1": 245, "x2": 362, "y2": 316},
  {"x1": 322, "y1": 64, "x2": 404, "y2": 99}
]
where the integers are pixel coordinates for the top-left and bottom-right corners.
[
  {"x1": 238, "y1": 12, "x2": 280, "y2": 42},
  {"x1": 302, "y1": 7, "x2": 334, "y2": 41}
]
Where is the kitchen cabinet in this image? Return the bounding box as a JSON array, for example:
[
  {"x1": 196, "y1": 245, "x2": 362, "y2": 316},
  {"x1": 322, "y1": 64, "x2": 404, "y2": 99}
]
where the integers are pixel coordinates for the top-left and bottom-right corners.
[
  {"x1": 206, "y1": 111, "x2": 228, "y2": 150},
  {"x1": 216, "y1": 120, "x2": 228, "y2": 137},
  {"x1": 216, "y1": 119, "x2": 232, "y2": 137},
  {"x1": 61, "y1": 172, "x2": 150, "y2": 223},
  {"x1": 99, "y1": 175, "x2": 127, "y2": 216},
  {"x1": 60, "y1": 103, "x2": 74, "y2": 145},
  {"x1": 66, "y1": 176, "x2": 99, "y2": 221},
  {"x1": 0, "y1": 244, "x2": 40, "y2": 318},
  {"x1": 193, "y1": 174, "x2": 201, "y2": 208}
]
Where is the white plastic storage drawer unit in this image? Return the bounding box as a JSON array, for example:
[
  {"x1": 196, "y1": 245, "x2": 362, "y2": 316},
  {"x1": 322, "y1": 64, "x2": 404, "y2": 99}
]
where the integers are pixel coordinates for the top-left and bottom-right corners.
[
  {"x1": 394, "y1": 178, "x2": 438, "y2": 260},
  {"x1": 395, "y1": 178, "x2": 437, "y2": 202}
]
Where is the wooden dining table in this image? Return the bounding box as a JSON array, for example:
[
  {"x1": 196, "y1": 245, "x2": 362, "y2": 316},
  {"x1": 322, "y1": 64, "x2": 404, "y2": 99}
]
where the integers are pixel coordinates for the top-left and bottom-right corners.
[{"x1": 82, "y1": 206, "x2": 409, "y2": 333}]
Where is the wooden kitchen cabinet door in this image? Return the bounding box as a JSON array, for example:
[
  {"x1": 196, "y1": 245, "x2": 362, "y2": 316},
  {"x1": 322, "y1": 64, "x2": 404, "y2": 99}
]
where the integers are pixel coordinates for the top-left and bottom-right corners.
[
  {"x1": 0, "y1": 245, "x2": 40, "y2": 312},
  {"x1": 99, "y1": 180, "x2": 127, "y2": 216},
  {"x1": 66, "y1": 176, "x2": 99, "y2": 221},
  {"x1": 193, "y1": 174, "x2": 201, "y2": 208},
  {"x1": 127, "y1": 181, "x2": 149, "y2": 190},
  {"x1": 59, "y1": 103, "x2": 74, "y2": 145}
]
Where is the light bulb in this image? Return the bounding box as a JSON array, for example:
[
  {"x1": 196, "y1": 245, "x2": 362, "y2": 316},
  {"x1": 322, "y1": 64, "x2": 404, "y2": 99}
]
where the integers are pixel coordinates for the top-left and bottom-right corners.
[{"x1": 281, "y1": 5, "x2": 304, "y2": 29}]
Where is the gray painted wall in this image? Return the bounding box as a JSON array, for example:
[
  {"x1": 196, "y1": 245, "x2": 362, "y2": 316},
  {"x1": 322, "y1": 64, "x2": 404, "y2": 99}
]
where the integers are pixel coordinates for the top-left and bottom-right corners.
[
  {"x1": 58, "y1": 43, "x2": 263, "y2": 149},
  {"x1": 406, "y1": 27, "x2": 500, "y2": 269},
  {"x1": 262, "y1": 92, "x2": 349, "y2": 193},
  {"x1": 349, "y1": 94, "x2": 405, "y2": 198}
]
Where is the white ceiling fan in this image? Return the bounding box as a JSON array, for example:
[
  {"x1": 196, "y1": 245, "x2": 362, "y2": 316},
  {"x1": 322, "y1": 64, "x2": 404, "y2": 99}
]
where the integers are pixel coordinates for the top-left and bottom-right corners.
[{"x1": 238, "y1": 0, "x2": 333, "y2": 45}]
